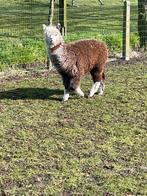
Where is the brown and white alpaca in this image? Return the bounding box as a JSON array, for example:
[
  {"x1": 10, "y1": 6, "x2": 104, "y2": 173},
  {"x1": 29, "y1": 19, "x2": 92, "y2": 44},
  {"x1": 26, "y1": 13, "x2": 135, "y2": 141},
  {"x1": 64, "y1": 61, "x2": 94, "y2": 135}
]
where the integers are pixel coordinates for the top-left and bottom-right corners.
[{"x1": 43, "y1": 24, "x2": 108, "y2": 101}]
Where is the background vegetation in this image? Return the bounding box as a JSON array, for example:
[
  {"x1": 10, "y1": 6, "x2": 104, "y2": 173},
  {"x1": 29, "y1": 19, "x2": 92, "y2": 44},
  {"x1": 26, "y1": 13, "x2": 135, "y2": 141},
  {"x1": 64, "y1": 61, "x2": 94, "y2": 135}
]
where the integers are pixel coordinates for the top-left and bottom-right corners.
[{"x1": 0, "y1": 0, "x2": 138, "y2": 70}]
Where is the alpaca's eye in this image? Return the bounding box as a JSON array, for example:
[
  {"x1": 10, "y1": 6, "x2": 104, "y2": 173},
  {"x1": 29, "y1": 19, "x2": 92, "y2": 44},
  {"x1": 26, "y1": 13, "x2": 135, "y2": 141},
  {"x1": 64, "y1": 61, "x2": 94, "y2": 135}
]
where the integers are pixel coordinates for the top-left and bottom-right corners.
[{"x1": 55, "y1": 34, "x2": 58, "y2": 36}]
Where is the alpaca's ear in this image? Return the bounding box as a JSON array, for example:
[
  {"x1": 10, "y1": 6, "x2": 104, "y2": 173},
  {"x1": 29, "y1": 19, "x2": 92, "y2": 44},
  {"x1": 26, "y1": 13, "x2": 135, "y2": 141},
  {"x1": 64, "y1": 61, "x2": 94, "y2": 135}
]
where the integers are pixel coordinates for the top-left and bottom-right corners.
[
  {"x1": 56, "y1": 23, "x2": 61, "y2": 31},
  {"x1": 42, "y1": 24, "x2": 47, "y2": 31}
]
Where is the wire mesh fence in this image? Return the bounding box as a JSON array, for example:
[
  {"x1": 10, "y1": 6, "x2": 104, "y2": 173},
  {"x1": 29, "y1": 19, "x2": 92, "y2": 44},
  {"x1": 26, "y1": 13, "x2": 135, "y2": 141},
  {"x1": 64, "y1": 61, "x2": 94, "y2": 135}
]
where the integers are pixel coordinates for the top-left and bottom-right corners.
[
  {"x1": 0, "y1": 0, "x2": 49, "y2": 38},
  {"x1": 67, "y1": 5, "x2": 123, "y2": 34},
  {"x1": 0, "y1": 0, "x2": 145, "y2": 68},
  {"x1": 0, "y1": 1, "x2": 139, "y2": 39}
]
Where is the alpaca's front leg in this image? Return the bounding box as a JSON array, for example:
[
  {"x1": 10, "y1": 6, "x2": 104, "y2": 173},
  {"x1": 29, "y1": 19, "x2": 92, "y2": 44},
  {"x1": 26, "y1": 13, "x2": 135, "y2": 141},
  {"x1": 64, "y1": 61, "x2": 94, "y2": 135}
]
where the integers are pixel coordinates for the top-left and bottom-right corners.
[
  {"x1": 75, "y1": 86, "x2": 84, "y2": 97},
  {"x1": 70, "y1": 77, "x2": 84, "y2": 97},
  {"x1": 62, "y1": 75, "x2": 70, "y2": 101},
  {"x1": 63, "y1": 88, "x2": 70, "y2": 101}
]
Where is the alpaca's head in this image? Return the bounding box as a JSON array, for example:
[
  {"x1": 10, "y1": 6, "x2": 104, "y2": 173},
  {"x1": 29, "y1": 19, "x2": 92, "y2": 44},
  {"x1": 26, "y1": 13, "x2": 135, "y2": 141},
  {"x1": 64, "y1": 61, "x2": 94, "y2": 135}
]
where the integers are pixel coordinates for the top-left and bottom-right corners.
[{"x1": 43, "y1": 24, "x2": 64, "y2": 49}]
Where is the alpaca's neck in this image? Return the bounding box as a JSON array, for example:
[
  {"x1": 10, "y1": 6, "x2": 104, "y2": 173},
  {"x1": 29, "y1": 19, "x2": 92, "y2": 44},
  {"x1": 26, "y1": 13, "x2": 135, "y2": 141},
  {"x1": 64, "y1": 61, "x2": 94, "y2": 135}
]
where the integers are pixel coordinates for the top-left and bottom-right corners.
[
  {"x1": 49, "y1": 43, "x2": 62, "y2": 53},
  {"x1": 50, "y1": 43, "x2": 65, "y2": 56},
  {"x1": 49, "y1": 44, "x2": 66, "y2": 71}
]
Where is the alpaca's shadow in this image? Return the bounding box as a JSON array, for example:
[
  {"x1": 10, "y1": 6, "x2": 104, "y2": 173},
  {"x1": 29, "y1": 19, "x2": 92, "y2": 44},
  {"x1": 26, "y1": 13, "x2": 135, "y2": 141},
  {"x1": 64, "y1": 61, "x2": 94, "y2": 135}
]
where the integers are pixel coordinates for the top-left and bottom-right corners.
[{"x1": 0, "y1": 88, "x2": 63, "y2": 101}]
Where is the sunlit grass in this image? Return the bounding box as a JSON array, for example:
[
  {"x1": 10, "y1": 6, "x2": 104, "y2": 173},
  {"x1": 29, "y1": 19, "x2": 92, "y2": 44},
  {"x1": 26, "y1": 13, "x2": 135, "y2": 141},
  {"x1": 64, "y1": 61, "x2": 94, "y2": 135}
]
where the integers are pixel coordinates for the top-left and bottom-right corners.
[
  {"x1": 0, "y1": 62, "x2": 147, "y2": 195},
  {"x1": 0, "y1": 0, "x2": 139, "y2": 70}
]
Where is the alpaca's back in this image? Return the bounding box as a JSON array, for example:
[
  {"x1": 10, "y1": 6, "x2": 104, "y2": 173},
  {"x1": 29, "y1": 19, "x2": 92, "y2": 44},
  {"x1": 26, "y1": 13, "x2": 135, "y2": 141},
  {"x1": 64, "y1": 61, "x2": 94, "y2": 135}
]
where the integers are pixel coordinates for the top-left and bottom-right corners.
[{"x1": 65, "y1": 39, "x2": 108, "y2": 74}]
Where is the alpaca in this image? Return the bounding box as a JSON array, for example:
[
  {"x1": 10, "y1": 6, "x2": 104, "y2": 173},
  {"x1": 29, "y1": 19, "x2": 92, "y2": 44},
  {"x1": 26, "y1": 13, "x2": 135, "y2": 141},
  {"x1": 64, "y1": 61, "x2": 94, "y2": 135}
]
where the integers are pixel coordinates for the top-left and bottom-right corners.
[{"x1": 43, "y1": 24, "x2": 108, "y2": 101}]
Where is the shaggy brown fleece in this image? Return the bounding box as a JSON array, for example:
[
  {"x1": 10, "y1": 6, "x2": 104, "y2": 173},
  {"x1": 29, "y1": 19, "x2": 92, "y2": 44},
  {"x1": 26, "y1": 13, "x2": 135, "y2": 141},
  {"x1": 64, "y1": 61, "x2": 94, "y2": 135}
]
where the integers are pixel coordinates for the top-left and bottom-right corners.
[{"x1": 50, "y1": 39, "x2": 108, "y2": 91}]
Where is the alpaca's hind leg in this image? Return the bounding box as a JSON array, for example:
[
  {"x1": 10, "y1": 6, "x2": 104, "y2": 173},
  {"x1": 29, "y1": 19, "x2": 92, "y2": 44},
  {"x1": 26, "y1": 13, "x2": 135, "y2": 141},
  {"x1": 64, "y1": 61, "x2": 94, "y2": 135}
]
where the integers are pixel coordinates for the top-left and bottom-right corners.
[
  {"x1": 89, "y1": 82, "x2": 101, "y2": 97},
  {"x1": 98, "y1": 81, "x2": 105, "y2": 96},
  {"x1": 89, "y1": 67, "x2": 105, "y2": 97}
]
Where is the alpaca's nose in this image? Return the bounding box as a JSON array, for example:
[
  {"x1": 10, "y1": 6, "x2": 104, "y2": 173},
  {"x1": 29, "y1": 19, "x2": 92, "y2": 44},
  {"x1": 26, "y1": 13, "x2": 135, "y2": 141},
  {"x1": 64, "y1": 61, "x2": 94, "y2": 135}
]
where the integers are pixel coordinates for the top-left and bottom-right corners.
[{"x1": 49, "y1": 37, "x2": 53, "y2": 44}]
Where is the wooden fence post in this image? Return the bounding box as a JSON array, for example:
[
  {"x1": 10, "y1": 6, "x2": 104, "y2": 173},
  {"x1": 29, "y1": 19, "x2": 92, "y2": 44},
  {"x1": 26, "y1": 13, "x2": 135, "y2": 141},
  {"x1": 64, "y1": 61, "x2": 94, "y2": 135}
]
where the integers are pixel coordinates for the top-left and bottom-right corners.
[
  {"x1": 123, "y1": 0, "x2": 130, "y2": 61},
  {"x1": 59, "y1": 0, "x2": 67, "y2": 36},
  {"x1": 47, "y1": 0, "x2": 55, "y2": 70},
  {"x1": 48, "y1": 0, "x2": 55, "y2": 25}
]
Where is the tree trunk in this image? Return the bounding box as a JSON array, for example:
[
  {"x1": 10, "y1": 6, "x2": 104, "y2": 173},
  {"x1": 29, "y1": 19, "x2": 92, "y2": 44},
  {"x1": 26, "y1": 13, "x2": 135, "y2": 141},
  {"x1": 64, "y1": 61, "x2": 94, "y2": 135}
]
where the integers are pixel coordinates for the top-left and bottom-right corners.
[{"x1": 138, "y1": 0, "x2": 147, "y2": 49}]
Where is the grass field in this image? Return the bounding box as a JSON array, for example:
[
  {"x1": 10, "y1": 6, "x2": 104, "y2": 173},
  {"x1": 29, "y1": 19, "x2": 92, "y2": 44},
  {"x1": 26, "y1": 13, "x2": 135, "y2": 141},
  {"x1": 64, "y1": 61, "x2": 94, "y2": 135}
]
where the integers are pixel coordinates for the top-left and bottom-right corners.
[
  {"x1": 0, "y1": 0, "x2": 139, "y2": 70},
  {"x1": 0, "y1": 1, "x2": 146, "y2": 195},
  {"x1": 0, "y1": 61, "x2": 147, "y2": 195}
]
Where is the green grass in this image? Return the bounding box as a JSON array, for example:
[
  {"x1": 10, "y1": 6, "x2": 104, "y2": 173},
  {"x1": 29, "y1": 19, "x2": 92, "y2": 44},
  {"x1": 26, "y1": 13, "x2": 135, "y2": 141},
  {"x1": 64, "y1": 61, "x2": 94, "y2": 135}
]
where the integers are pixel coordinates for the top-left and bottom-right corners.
[
  {"x1": 0, "y1": 1, "x2": 146, "y2": 195},
  {"x1": 0, "y1": 62, "x2": 147, "y2": 195},
  {"x1": 0, "y1": 38, "x2": 46, "y2": 70},
  {"x1": 0, "y1": 33, "x2": 139, "y2": 71},
  {"x1": 0, "y1": 0, "x2": 139, "y2": 70}
]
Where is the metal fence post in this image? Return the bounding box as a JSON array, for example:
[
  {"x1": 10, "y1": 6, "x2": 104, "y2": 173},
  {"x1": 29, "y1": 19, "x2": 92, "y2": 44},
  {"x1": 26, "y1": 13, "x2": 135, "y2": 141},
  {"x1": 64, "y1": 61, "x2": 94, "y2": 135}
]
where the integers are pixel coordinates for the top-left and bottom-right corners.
[
  {"x1": 138, "y1": 0, "x2": 147, "y2": 50},
  {"x1": 59, "y1": 0, "x2": 67, "y2": 36},
  {"x1": 123, "y1": 0, "x2": 130, "y2": 61}
]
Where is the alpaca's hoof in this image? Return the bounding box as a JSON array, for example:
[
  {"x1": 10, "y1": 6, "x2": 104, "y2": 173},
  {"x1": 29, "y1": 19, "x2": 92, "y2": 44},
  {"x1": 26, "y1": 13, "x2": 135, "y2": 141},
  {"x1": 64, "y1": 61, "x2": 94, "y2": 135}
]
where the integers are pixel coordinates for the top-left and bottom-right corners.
[
  {"x1": 62, "y1": 98, "x2": 69, "y2": 102},
  {"x1": 98, "y1": 91, "x2": 104, "y2": 96},
  {"x1": 88, "y1": 94, "x2": 94, "y2": 98},
  {"x1": 62, "y1": 95, "x2": 69, "y2": 102},
  {"x1": 98, "y1": 89, "x2": 104, "y2": 96},
  {"x1": 79, "y1": 93, "x2": 84, "y2": 97},
  {"x1": 75, "y1": 87, "x2": 84, "y2": 97}
]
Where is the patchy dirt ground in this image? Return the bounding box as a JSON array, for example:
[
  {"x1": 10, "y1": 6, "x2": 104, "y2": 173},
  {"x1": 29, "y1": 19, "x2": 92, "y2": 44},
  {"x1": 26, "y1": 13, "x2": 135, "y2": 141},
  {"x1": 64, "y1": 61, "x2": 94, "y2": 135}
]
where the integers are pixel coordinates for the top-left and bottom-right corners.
[
  {"x1": 0, "y1": 54, "x2": 147, "y2": 83},
  {"x1": 0, "y1": 58, "x2": 147, "y2": 195}
]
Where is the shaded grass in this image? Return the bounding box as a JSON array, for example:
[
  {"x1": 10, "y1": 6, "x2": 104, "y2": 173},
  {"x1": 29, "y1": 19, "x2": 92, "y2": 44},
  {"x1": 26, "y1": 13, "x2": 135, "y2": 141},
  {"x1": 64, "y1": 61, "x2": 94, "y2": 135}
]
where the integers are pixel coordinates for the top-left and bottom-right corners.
[{"x1": 0, "y1": 62, "x2": 147, "y2": 195}]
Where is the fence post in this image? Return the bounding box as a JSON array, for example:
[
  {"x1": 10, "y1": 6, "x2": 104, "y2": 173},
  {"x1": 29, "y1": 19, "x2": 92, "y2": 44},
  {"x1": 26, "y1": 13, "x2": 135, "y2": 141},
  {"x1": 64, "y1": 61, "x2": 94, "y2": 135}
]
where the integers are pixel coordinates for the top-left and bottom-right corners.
[
  {"x1": 59, "y1": 0, "x2": 67, "y2": 36},
  {"x1": 47, "y1": 0, "x2": 55, "y2": 70},
  {"x1": 123, "y1": 0, "x2": 130, "y2": 61},
  {"x1": 138, "y1": 0, "x2": 147, "y2": 50}
]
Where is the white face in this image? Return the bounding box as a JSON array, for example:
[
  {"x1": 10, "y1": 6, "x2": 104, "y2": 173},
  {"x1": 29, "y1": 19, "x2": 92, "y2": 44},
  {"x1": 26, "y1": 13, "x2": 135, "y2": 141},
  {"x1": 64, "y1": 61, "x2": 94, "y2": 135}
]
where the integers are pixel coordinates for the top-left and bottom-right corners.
[{"x1": 43, "y1": 24, "x2": 63, "y2": 48}]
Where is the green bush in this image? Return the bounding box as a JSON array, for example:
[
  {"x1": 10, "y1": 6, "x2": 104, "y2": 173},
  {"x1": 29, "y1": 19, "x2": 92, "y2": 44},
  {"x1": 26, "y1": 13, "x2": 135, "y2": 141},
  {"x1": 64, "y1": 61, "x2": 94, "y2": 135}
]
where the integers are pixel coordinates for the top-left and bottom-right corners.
[
  {"x1": 130, "y1": 34, "x2": 140, "y2": 49},
  {"x1": 103, "y1": 34, "x2": 122, "y2": 53}
]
